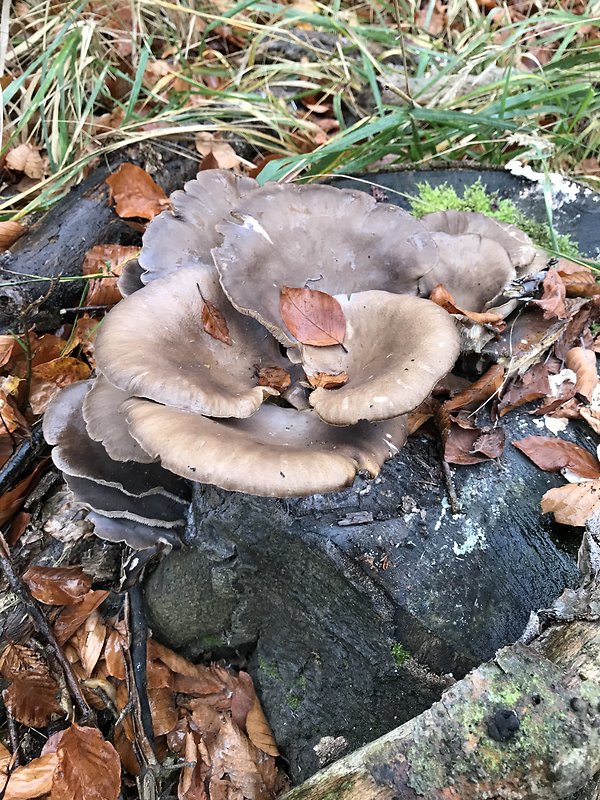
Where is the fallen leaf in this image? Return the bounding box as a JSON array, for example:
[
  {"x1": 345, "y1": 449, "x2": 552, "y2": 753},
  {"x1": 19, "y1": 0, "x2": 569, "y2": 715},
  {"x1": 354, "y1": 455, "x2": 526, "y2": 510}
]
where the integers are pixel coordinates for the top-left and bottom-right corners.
[
  {"x1": 429, "y1": 284, "x2": 505, "y2": 327},
  {"x1": 3, "y1": 753, "x2": 57, "y2": 800},
  {"x1": 106, "y1": 163, "x2": 169, "y2": 221},
  {"x1": 149, "y1": 687, "x2": 179, "y2": 736},
  {"x1": 53, "y1": 590, "x2": 110, "y2": 645},
  {"x1": 104, "y1": 625, "x2": 127, "y2": 681},
  {"x1": 530, "y1": 269, "x2": 567, "y2": 320},
  {"x1": 199, "y1": 289, "x2": 232, "y2": 346},
  {"x1": 513, "y1": 436, "x2": 600, "y2": 479},
  {"x1": 498, "y1": 363, "x2": 551, "y2": 416},
  {"x1": 0, "y1": 221, "x2": 26, "y2": 249},
  {"x1": 258, "y1": 366, "x2": 291, "y2": 393},
  {"x1": 307, "y1": 371, "x2": 349, "y2": 390},
  {"x1": 580, "y1": 406, "x2": 600, "y2": 435},
  {"x1": 195, "y1": 132, "x2": 241, "y2": 170},
  {"x1": 0, "y1": 461, "x2": 45, "y2": 526},
  {"x1": 52, "y1": 725, "x2": 121, "y2": 800},
  {"x1": 82, "y1": 244, "x2": 140, "y2": 306},
  {"x1": 557, "y1": 259, "x2": 600, "y2": 298},
  {"x1": 280, "y1": 286, "x2": 346, "y2": 346},
  {"x1": 0, "y1": 390, "x2": 29, "y2": 435},
  {"x1": 3, "y1": 671, "x2": 63, "y2": 727},
  {"x1": 407, "y1": 398, "x2": 438, "y2": 435},
  {"x1": 437, "y1": 408, "x2": 505, "y2": 464},
  {"x1": 541, "y1": 480, "x2": 600, "y2": 527},
  {"x1": 246, "y1": 697, "x2": 279, "y2": 758},
  {"x1": 565, "y1": 347, "x2": 599, "y2": 402},
  {"x1": 0, "y1": 643, "x2": 48, "y2": 680},
  {"x1": 29, "y1": 358, "x2": 91, "y2": 415},
  {"x1": 210, "y1": 717, "x2": 278, "y2": 800},
  {"x1": 64, "y1": 316, "x2": 100, "y2": 368},
  {"x1": 178, "y1": 729, "x2": 207, "y2": 800},
  {"x1": 113, "y1": 726, "x2": 141, "y2": 778},
  {"x1": 0, "y1": 336, "x2": 16, "y2": 368},
  {"x1": 69, "y1": 610, "x2": 106, "y2": 677},
  {"x1": 443, "y1": 364, "x2": 504, "y2": 413},
  {"x1": 6, "y1": 511, "x2": 31, "y2": 546},
  {"x1": 6, "y1": 143, "x2": 45, "y2": 179},
  {"x1": 23, "y1": 566, "x2": 93, "y2": 606}
]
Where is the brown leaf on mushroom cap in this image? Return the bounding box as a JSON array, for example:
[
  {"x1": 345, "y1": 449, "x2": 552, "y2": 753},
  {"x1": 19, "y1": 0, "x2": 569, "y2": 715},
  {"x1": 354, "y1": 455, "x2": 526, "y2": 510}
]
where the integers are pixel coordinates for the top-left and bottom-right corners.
[
  {"x1": 139, "y1": 169, "x2": 257, "y2": 284},
  {"x1": 257, "y1": 366, "x2": 291, "y2": 392},
  {"x1": 123, "y1": 399, "x2": 407, "y2": 497},
  {"x1": 95, "y1": 266, "x2": 285, "y2": 419},
  {"x1": 429, "y1": 284, "x2": 505, "y2": 327},
  {"x1": 200, "y1": 291, "x2": 232, "y2": 346},
  {"x1": 307, "y1": 371, "x2": 349, "y2": 390},
  {"x1": 106, "y1": 163, "x2": 169, "y2": 221},
  {"x1": 300, "y1": 292, "x2": 460, "y2": 426},
  {"x1": 213, "y1": 182, "x2": 438, "y2": 346},
  {"x1": 280, "y1": 286, "x2": 346, "y2": 347}
]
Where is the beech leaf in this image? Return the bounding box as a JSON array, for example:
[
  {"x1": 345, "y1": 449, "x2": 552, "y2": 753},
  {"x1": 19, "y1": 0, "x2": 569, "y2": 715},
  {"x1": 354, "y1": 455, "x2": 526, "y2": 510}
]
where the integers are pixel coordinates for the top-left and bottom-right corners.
[
  {"x1": 257, "y1": 367, "x2": 291, "y2": 393},
  {"x1": 307, "y1": 371, "x2": 349, "y2": 390},
  {"x1": 443, "y1": 364, "x2": 504, "y2": 413},
  {"x1": 51, "y1": 725, "x2": 121, "y2": 800},
  {"x1": 23, "y1": 566, "x2": 93, "y2": 606},
  {"x1": 82, "y1": 245, "x2": 140, "y2": 307},
  {"x1": 513, "y1": 436, "x2": 600, "y2": 480},
  {"x1": 0, "y1": 221, "x2": 26, "y2": 250},
  {"x1": 3, "y1": 672, "x2": 62, "y2": 727},
  {"x1": 280, "y1": 286, "x2": 346, "y2": 346},
  {"x1": 198, "y1": 286, "x2": 232, "y2": 346},
  {"x1": 3, "y1": 753, "x2": 58, "y2": 800},
  {"x1": 429, "y1": 284, "x2": 505, "y2": 328},
  {"x1": 565, "y1": 347, "x2": 599, "y2": 402},
  {"x1": 106, "y1": 163, "x2": 169, "y2": 221},
  {"x1": 530, "y1": 269, "x2": 567, "y2": 320},
  {"x1": 541, "y1": 480, "x2": 600, "y2": 527},
  {"x1": 53, "y1": 590, "x2": 110, "y2": 645}
]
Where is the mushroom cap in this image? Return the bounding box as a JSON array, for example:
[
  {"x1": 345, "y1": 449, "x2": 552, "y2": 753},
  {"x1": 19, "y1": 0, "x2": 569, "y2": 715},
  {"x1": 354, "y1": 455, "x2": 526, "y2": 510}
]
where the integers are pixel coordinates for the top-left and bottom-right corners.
[
  {"x1": 213, "y1": 183, "x2": 438, "y2": 346},
  {"x1": 82, "y1": 375, "x2": 155, "y2": 463},
  {"x1": 95, "y1": 265, "x2": 287, "y2": 419},
  {"x1": 299, "y1": 291, "x2": 461, "y2": 425},
  {"x1": 418, "y1": 210, "x2": 548, "y2": 311},
  {"x1": 44, "y1": 381, "x2": 188, "y2": 500},
  {"x1": 138, "y1": 170, "x2": 257, "y2": 284},
  {"x1": 122, "y1": 399, "x2": 408, "y2": 498},
  {"x1": 117, "y1": 259, "x2": 145, "y2": 297},
  {"x1": 86, "y1": 512, "x2": 183, "y2": 550}
]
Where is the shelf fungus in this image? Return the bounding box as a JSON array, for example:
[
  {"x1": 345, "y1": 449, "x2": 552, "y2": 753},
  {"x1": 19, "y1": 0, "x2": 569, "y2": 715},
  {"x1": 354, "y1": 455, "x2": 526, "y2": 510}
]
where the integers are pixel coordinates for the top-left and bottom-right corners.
[{"x1": 42, "y1": 170, "x2": 546, "y2": 549}]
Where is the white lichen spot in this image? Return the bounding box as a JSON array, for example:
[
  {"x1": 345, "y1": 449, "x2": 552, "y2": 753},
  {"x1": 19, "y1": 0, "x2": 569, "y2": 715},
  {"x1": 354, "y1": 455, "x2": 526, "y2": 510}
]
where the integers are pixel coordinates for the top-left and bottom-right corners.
[
  {"x1": 544, "y1": 416, "x2": 569, "y2": 435},
  {"x1": 453, "y1": 523, "x2": 487, "y2": 556}
]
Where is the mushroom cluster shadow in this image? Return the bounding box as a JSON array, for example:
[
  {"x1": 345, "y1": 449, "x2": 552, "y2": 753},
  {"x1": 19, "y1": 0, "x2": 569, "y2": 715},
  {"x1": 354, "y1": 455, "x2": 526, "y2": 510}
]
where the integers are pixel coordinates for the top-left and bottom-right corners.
[{"x1": 43, "y1": 169, "x2": 548, "y2": 549}]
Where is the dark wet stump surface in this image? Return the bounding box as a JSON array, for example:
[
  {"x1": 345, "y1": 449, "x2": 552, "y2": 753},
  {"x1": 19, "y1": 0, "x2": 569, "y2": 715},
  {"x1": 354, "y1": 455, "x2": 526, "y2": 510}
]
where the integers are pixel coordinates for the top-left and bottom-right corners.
[{"x1": 144, "y1": 168, "x2": 599, "y2": 782}]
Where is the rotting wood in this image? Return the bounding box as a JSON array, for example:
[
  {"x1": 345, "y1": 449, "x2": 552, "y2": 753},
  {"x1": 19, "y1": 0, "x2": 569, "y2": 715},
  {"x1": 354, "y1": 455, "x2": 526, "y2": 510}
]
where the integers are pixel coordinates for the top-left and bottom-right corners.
[{"x1": 280, "y1": 516, "x2": 600, "y2": 800}]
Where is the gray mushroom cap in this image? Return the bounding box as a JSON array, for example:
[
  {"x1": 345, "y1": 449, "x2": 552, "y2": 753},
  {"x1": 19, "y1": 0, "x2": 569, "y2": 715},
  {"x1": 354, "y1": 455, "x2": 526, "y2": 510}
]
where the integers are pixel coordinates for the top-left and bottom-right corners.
[
  {"x1": 138, "y1": 169, "x2": 257, "y2": 284},
  {"x1": 299, "y1": 291, "x2": 461, "y2": 426},
  {"x1": 122, "y1": 399, "x2": 408, "y2": 498},
  {"x1": 95, "y1": 265, "x2": 287, "y2": 419},
  {"x1": 213, "y1": 183, "x2": 439, "y2": 347},
  {"x1": 117, "y1": 259, "x2": 145, "y2": 297},
  {"x1": 418, "y1": 210, "x2": 547, "y2": 311}
]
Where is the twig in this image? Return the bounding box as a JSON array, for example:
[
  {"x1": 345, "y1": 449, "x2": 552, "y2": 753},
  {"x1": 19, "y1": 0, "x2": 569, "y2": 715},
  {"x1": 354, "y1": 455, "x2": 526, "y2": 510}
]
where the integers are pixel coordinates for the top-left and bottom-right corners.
[
  {"x1": 59, "y1": 305, "x2": 109, "y2": 315},
  {"x1": 440, "y1": 458, "x2": 461, "y2": 515},
  {"x1": 0, "y1": 532, "x2": 97, "y2": 726},
  {"x1": 126, "y1": 585, "x2": 155, "y2": 756},
  {"x1": 6, "y1": 711, "x2": 21, "y2": 767},
  {"x1": 0, "y1": 422, "x2": 47, "y2": 495}
]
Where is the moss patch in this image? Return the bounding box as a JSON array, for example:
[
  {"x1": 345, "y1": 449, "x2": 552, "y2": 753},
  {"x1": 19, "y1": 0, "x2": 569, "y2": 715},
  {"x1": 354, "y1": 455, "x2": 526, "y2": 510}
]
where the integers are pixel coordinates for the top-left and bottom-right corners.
[
  {"x1": 409, "y1": 179, "x2": 581, "y2": 258},
  {"x1": 391, "y1": 642, "x2": 410, "y2": 667}
]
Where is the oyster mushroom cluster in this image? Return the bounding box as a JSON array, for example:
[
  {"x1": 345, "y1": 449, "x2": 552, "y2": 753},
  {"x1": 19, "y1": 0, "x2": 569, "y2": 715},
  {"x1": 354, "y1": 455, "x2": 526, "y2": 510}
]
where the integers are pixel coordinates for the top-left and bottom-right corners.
[{"x1": 44, "y1": 170, "x2": 546, "y2": 547}]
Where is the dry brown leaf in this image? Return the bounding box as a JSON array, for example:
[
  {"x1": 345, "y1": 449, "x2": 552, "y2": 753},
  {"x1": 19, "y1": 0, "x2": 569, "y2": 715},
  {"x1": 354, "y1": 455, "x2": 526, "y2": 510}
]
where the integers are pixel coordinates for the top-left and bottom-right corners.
[
  {"x1": 210, "y1": 717, "x2": 278, "y2": 800},
  {"x1": 407, "y1": 398, "x2": 438, "y2": 435},
  {"x1": 52, "y1": 725, "x2": 121, "y2": 800},
  {"x1": 82, "y1": 244, "x2": 140, "y2": 306},
  {"x1": 30, "y1": 358, "x2": 91, "y2": 415},
  {"x1": 3, "y1": 672, "x2": 63, "y2": 727},
  {"x1": 104, "y1": 625, "x2": 127, "y2": 681},
  {"x1": 69, "y1": 611, "x2": 106, "y2": 677},
  {"x1": 23, "y1": 566, "x2": 93, "y2": 606},
  {"x1": 0, "y1": 461, "x2": 45, "y2": 527},
  {"x1": 106, "y1": 163, "x2": 169, "y2": 221},
  {"x1": 246, "y1": 696, "x2": 279, "y2": 758},
  {"x1": 438, "y1": 408, "x2": 505, "y2": 465},
  {"x1": 149, "y1": 687, "x2": 179, "y2": 736},
  {"x1": 530, "y1": 269, "x2": 567, "y2": 320},
  {"x1": 53, "y1": 590, "x2": 110, "y2": 645},
  {"x1": 199, "y1": 289, "x2": 232, "y2": 346},
  {"x1": 0, "y1": 643, "x2": 47, "y2": 680},
  {"x1": 64, "y1": 316, "x2": 100, "y2": 368},
  {"x1": 580, "y1": 407, "x2": 600, "y2": 435},
  {"x1": 257, "y1": 367, "x2": 291, "y2": 393},
  {"x1": 565, "y1": 347, "x2": 599, "y2": 402},
  {"x1": 0, "y1": 335, "x2": 16, "y2": 368},
  {"x1": 195, "y1": 132, "x2": 241, "y2": 170},
  {"x1": 113, "y1": 726, "x2": 141, "y2": 778},
  {"x1": 6, "y1": 143, "x2": 45, "y2": 179},
  {"x1": 307, "y1": 371, "x2": 349, "y2": 390},
  {"x1": 443, "y1": 364, "x2": 504, "y2": 413},
  {"x1": 280, "y1": 286, "x2": 346, "y2": 347},
  {"x1": 513, "y1": 436, "x2": 600, "y2": 479},
  {"x1": 6, "y1": 511, "x2": 31, "y2": 546},
  {"x1": 429, "y1": 284, "x2": 505, "y2": 327},
  {"x1": 187, "y1": 700, "x2": 222, "y2": 739},
  {"x1": 178, "y1": 729, "x2": 207, "y2": 800},
  {"x1": 557, "y1": 259, "x2": 600, "y2": 298},
  {"x1": 498, "y1": 363, "x2": 551, "y2": 416},
  {"x1": 541, "y1": 480, "x2": 600, "y2": 527},
  {"x1": 0, "y1": 390, "x2": 29, "y2": 434},
  {"x1": 3, "y1": 753, "x2": 57, "y2": 800},
  {"x1": 0, "y1": 221, "x2": 26, "y2": 250}
]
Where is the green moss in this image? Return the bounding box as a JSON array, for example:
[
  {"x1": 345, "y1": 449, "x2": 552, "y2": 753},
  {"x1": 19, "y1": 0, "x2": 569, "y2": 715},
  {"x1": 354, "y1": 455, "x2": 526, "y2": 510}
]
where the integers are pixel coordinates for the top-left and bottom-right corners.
[
  {"x1": 257, "y1": 656, "x2": 282, "y2": 681},
  {"x1": 391, "y1": 642, "x2": 410, "y2": 667},
  {"x1": 199, "y1": 633, "x2": 224, "y2": 647},
  {"x1": 288, "y1": 693, "x2": 302, "y2": 711},
  {"x1": 409, "y1": 179, "x2": 581, "y2": 258}
]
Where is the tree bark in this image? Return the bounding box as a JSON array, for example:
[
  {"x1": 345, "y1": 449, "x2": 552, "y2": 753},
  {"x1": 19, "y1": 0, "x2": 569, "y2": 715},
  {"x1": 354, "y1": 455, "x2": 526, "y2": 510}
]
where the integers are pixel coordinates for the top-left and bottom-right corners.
[{"x1": 279, "y1": 518, "x2": 600, "y2": 800}]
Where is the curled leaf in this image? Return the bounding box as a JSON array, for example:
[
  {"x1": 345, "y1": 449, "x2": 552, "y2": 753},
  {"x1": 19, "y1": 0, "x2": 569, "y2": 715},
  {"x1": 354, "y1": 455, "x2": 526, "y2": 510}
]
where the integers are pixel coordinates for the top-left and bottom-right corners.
[
  {"x1": 0, "y1": 221, "x2": 26, "y2": 249},
  {"x1": 307, "y1": 371, "x2": 349, "y2": 390},
  {"x1": 280, "y1": 286, "x2": 346, "y2": 347},
  {"x1": 565, "y1": 347, "x2": 599, "y2": 402},
  {"x1": 258, "y1": 367, "x2": 291, "y2": 393},
  {"x1": 541, "y1": 480, "x2": 600, "y2": 527},
  {"x1": 530, "y1": 269, "x2": 567, "y2": 320},
  {"x1": 429, "y1": 284, "x2": 505, "y2": 328},
  {"x1": 513, "y1": 436, "x2": 600, "y2": 480}
]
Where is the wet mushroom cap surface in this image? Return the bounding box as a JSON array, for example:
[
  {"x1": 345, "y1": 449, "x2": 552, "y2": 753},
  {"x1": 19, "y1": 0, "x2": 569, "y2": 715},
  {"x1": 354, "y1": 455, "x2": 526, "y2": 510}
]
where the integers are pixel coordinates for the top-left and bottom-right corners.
[
  {"x1": 213, "y1": 183, "x2": 439, "y2": 346},
  {"x1": 94, "y1": 265, "x2": 286, "y2": 419},
  {"x1": 122, "y1": 400, "x2": 408, "y2": 498},
  {"x1": 138, "y1": 170, "x2": 257, "y2": 284},
  {"x1": 300, "y1": 291, "x2": 461, "y2": 425}
]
